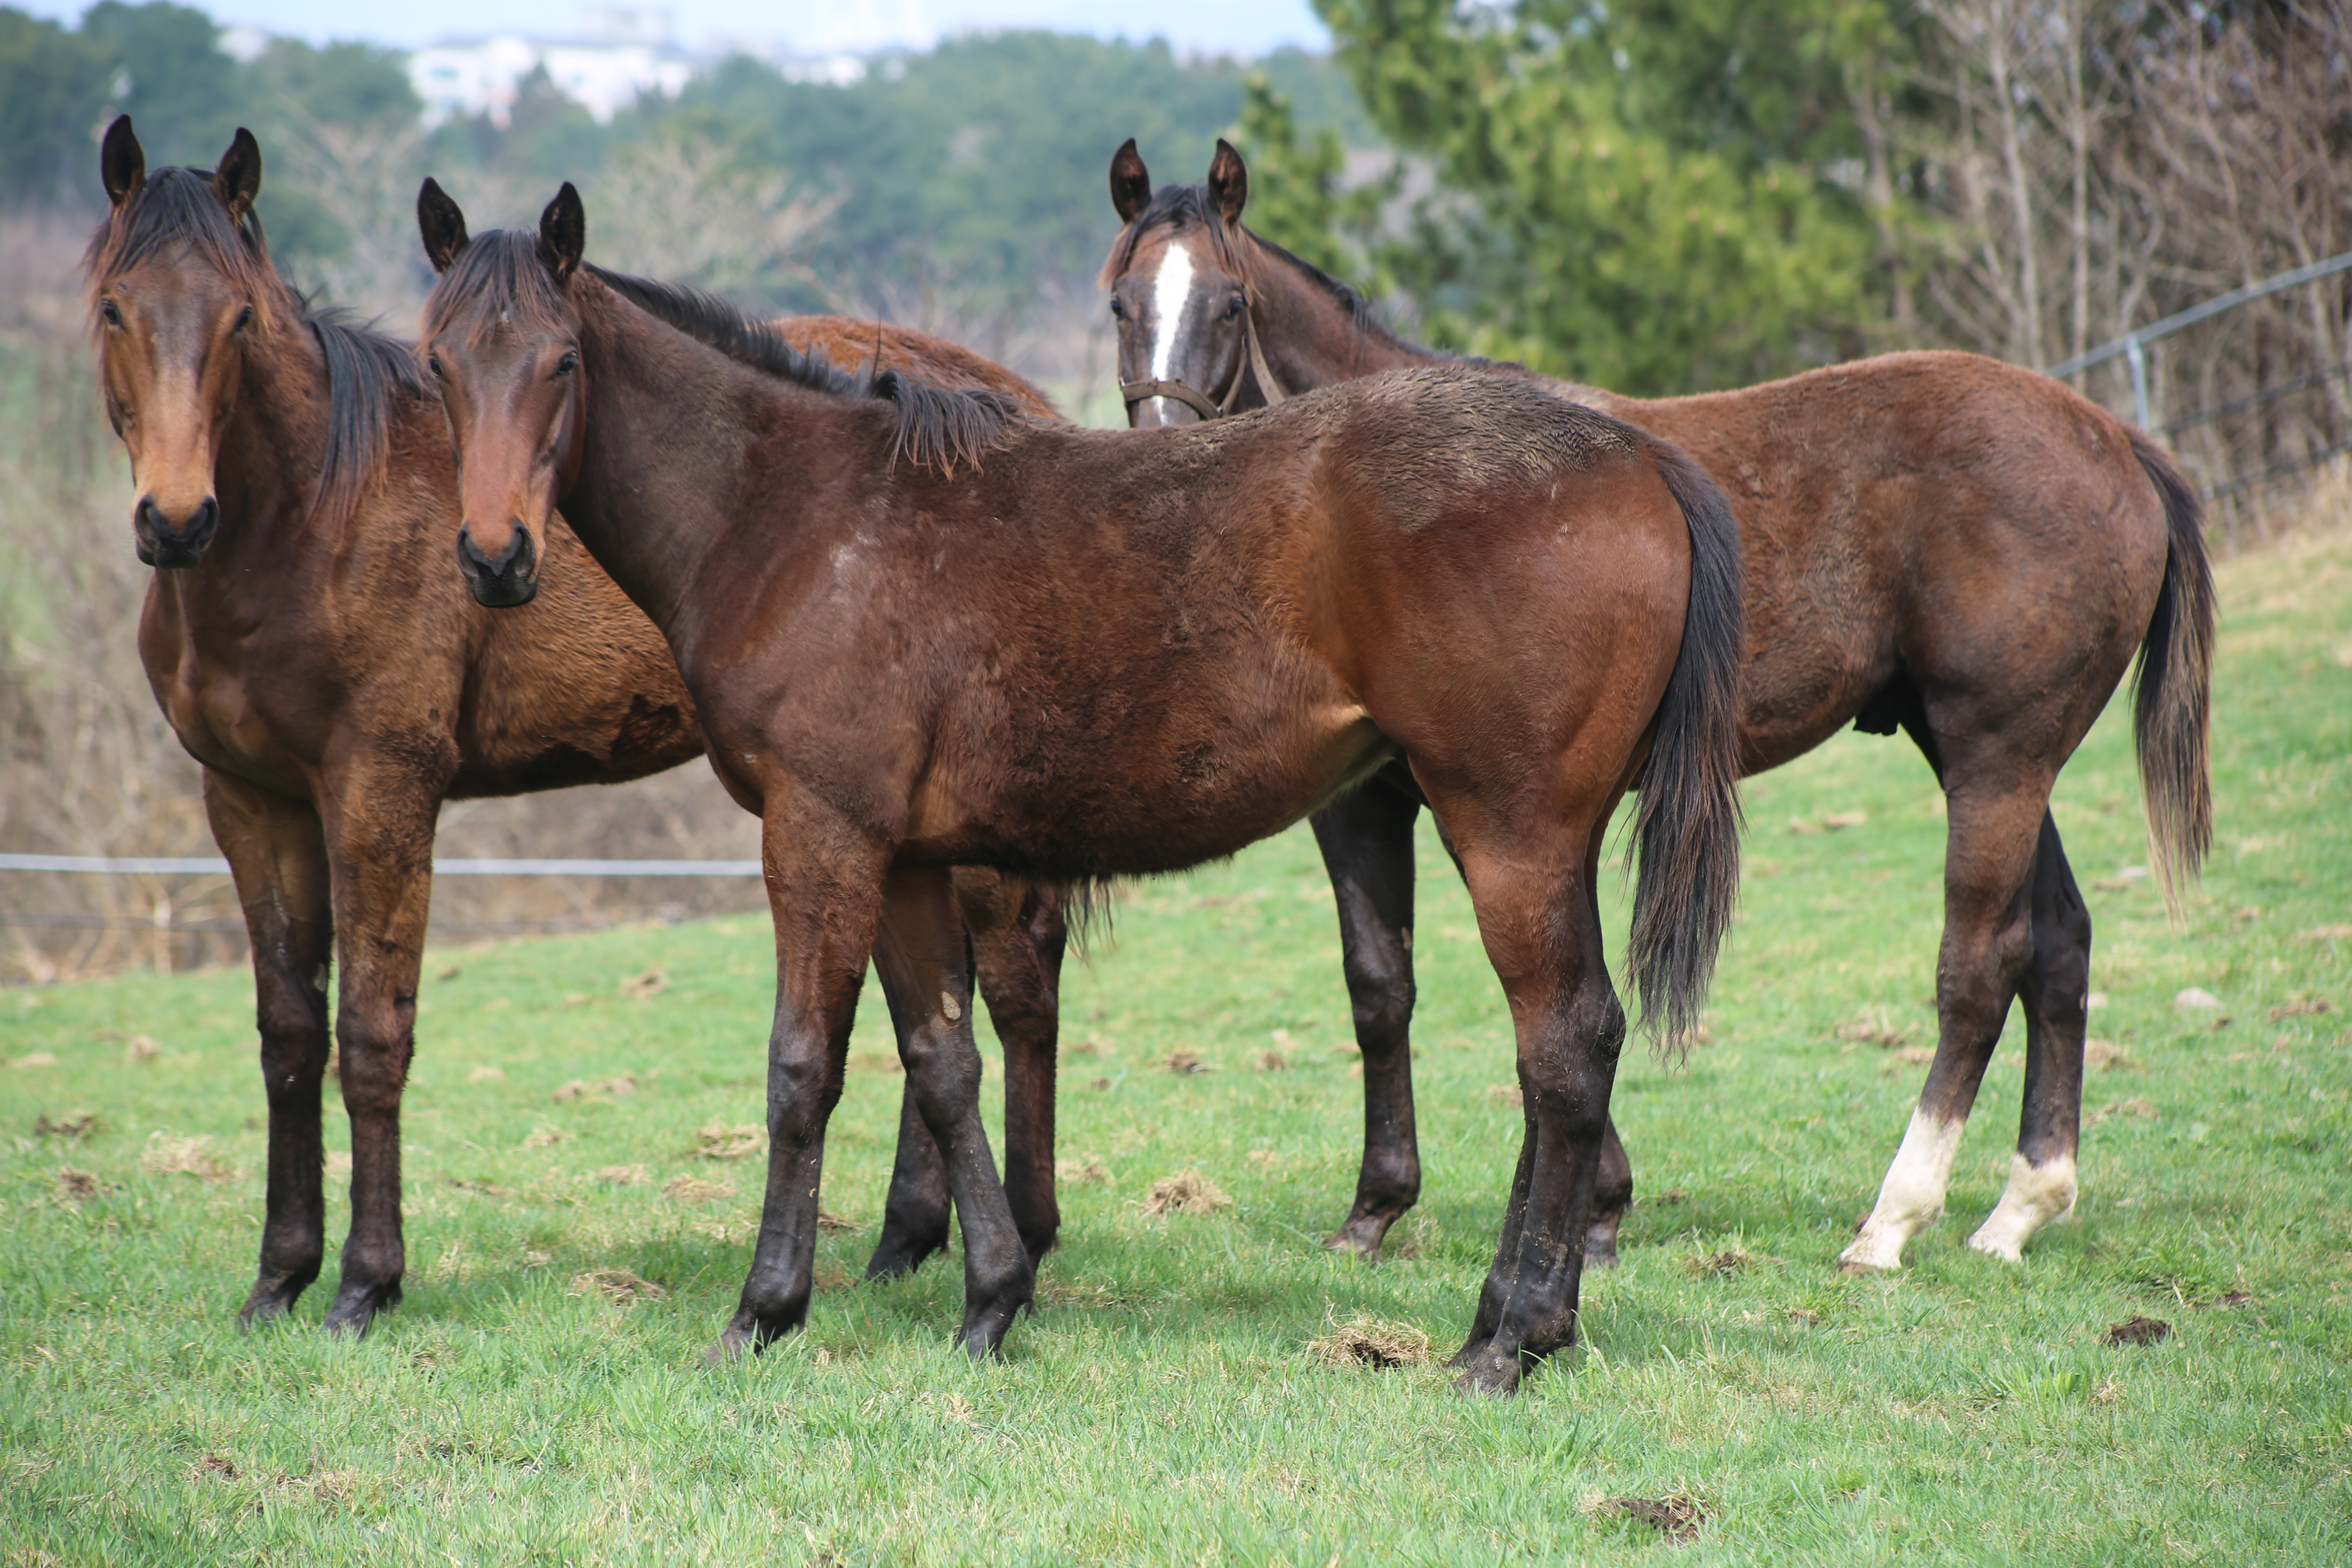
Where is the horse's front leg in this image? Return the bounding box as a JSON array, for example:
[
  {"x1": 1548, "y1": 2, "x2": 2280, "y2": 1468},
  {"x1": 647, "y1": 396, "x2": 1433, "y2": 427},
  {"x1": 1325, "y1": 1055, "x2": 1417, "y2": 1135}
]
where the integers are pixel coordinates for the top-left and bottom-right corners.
[
  {"x1": 316, "y1": 763, "x2": 446, "y2": 1336},
  {"x1": 714, "y1": 818, "x2": 890, "y2": 1359},
  {"x1": 205, "y1": 768, "x2": 336, "y2": 1325}
]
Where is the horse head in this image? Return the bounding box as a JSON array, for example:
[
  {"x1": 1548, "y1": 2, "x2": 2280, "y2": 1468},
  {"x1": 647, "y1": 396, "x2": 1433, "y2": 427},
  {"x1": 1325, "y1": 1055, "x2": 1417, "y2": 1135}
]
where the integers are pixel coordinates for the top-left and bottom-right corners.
[
  {"x1": 416, "y1": 179, "x2": 592, "y2": 609},
  {"x1": 85, "y1": 117, "x2": 273, "y2": 568},
  {"x1": 1100, "y1": 138, "x2": 1273, "y2": 428}
]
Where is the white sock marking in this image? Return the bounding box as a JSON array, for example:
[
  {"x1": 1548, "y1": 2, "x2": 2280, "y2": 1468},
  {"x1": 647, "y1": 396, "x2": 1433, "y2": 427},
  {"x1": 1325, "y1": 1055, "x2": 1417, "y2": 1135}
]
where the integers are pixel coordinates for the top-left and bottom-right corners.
[
  {"x1": 1968, "y1": 1153, "x2": 2078, "y2": 1261},
  {"x1": 1840, "y1": 1107, "x2": 1965, "y2": 1272}
]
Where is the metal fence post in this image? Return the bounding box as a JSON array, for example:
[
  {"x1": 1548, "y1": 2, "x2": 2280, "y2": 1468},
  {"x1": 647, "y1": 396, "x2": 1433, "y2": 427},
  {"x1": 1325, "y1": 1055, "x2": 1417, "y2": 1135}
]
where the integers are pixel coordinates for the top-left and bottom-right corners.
[{"x1": 2125, "y1": 336, "x2": 2150, "y2": 432}]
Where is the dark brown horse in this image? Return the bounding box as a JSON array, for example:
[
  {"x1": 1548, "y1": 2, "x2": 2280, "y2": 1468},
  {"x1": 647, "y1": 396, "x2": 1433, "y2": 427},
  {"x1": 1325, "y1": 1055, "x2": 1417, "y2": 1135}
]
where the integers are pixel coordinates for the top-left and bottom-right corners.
[
  {"x1": 1100, "y1": 139, "x2": 2216, "y2": 1272},
  {"x1": 415, "y1": 178, "x2": 1746, "y2": 1391},
  {"x1": 81, "y1": 119, "x2": 1068, "y2": 1336}
]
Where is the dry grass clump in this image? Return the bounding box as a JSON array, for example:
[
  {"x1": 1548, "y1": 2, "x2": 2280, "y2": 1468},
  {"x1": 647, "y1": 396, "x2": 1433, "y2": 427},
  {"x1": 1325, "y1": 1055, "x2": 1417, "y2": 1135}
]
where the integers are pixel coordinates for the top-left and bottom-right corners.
[
  {"x1": 1164, "y1": 1049, "x2": 1211, "y2": 1074},
  {"x1": 1054, "y1": 1156, "x2": 1111, "y2": 1185},
  {"x1": 1307, "y1": 1310, "x2": 1432, "y2": 1370},
  {"x1": 573, "y1": 1267, "x2": 666, "y2": 1306},
  {"x1": 691, "y1": 1123, "x2": 766, "y2": 1160},
  {"x1": 519, "y1": 1125, "x2": 569, "y2": 1149},
  {"x1": 1140, "y1": 1170, "x2": 1231, "y2": 1217},
  {"x1": 661, "y1": 1176, "x2": 734, "y2": 1205},
  {"x1": 141, "y1": 1133, "x2": 236, "y2": 1182},
  {"x1": 32, "y1": 1110, "x2": 96, "y2": 1140},
  {"x1": 1485, "y1": 1083, "x2": 1524, "y2": 1107},
  {"x1": 595, "y1": 1164, "x2": 651, "y2": 1186},
  {"x1": 53, "y1": 1166, "x2": 114, "y2": 1203},
  {"x1": 619, "y1": 968, "x2": 668, "y2": 999},
  {"x1": 552, "y1": 1075, "x2": 638, "y2": 1104},
  {"x1": 1597, "y1": 1492, "x2": 1710, "y2": 1542},
  {"x1": 815, "y1": 1210, "x2": 862, "y2": 1235}
]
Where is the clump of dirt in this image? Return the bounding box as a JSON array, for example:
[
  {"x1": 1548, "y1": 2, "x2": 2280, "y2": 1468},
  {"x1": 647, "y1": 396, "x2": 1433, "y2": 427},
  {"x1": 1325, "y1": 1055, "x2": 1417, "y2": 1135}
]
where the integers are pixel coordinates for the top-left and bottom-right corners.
[
  {"x1": 53, "y1": 1166, "x2": 114, "y2": 1203},
  {"x1": 1837, "y1": 1009, "x2": 1909, "y2": 1049},
  {"x1": 1054, "y1": 1156, "x2": 1111, "y2": 1185},
  {"x1": 2086, "y1": 1097, "x2": 2160, "y2": 1127},
  {"x1": 520, "y1": 1125, "x2": 569, "y2": 1149},
  {"x1": 2268, "y1": 997, "x2": 2331, "y2": 1020},
  {"x1": 1307, "y1": 1310, "x2": 1432, "y2": 1369},
  {"x1": 1257, "y1": 1049, "x2": 1287, "y2": 1071},
  {"x1": 1165, "y1": 1049, "x2": 1211, "y2": 1074},
  {"x1": 573, "y1": 1267, "x2": 666, "y2": 1306},
  {"x1": 2085, "y1": 1038, "x2": 2132, "y2": 1070},
  {"x1": 194, "y1": 1453, "x2": 241, "y2": 1481},
  {"x1": 595, "y1": 1164, "x2": 650, "y2": 1186},
  {"x1": 34, "y1": 1111, "x2": 96, "y2": 1140},
  {"x1": 816, "y1": 1210, "x2": 862, "y2": 1234},
  {"x1": 553, "y1": 1075, "x2": 638, "y2": 1104},
  {"x1": 1604, "y1": 1494, "x2": 1708, "y2": 1542},
  {"x1": 692, "y1": 1123, "x2": 765, "y2": 1161},
  {"x1": 1141, "y1": 1170, "x2": 1232, "y2": 1217},
  {"x1": 2106, "y1": 1315, "x2": 2172, "y2": 1347},
  {"x1": 661, "y1": 1176, "x2": 734, "y2": 1204},
  {"x1": 125, "y1": 1034, "x2": 161, "y2": 1064},
  {"x1": 1786, "y1": 1308, "x2": 1824, "y2": 1327},
  {"x1": 619, "y1": 968, "x2": 668, "y2": 999},
  {"x1": 142, "y1": 1133, "x2": 236, "y2": 1182},
  {"x1": 1688, "y1": 1247, "x2": 1755, "y2": 1278}
]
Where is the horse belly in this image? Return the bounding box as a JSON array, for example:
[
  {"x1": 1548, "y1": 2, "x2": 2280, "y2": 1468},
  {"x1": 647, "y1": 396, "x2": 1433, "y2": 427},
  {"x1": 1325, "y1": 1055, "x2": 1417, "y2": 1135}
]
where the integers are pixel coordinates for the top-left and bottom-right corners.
[{"x1": 909, "y1": 691, "x2": 1387, "y2": 879}]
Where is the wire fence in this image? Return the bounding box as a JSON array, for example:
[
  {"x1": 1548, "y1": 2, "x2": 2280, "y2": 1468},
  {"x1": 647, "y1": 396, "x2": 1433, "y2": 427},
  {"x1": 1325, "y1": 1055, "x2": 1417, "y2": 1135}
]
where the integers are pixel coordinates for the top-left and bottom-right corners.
[{"x1": 2049, "y1": 250, "x2": 2352, "y2": 523}]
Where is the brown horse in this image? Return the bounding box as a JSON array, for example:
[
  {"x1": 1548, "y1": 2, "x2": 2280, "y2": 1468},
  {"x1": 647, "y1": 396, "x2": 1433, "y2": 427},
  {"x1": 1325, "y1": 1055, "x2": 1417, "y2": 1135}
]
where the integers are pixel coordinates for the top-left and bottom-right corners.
[
  {"x1": 1100, "y1": 139, "x2": 2216, "y2": 1272},
  {"x1": 81, "y1": 118, "x2": 1068, "y2": 1336},
  {"x1": 415, "y1": 178, "x2": 1746, "y2": 1391}
]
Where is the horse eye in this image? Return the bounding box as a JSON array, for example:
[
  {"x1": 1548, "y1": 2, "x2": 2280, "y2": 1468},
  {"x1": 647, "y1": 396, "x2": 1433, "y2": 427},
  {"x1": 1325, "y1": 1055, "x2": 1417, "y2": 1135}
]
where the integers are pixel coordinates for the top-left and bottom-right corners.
[
  {"x1": 426, "y1": 354, "x2": 445, "y2": 380},
  {"x1": 233, "y1": 305, "x2": 254, "y2": 332},
  {"x1": 100, "y1": 299, "x2": 123, "y2": 328},
  {"x1": 554, "y1": 350, "x2": 579, "y2": 378},
  {"x1": 1107, "y1": 296, "x2": 1127, "y2": 320},
  {"x1": 1225, "y1": 295, "x2": 1245, "y2": 318}
]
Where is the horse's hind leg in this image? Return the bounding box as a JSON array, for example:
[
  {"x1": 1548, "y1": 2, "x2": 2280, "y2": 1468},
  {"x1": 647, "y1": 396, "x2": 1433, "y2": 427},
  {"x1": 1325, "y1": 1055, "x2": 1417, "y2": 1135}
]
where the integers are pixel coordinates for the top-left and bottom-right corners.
[
  {"x1": 206, "y1": 769, "x2": 335, "y2": 1325},
  {"x1": 1968, "y1": 813, "x2": 2088, "y2": 1259},
  {"x1": 1311, "y1": 775, "x2": 1423, "y2": 1260},
  {"x1": 316, "y1": 771, "x2": 443, "y2": 1336},
  {"x1": 866, "y1": 1080, "x2": 952, "y2": 1281},
  {"x1": 1841, "y1": 768, "x2": 2048, "y2": 1273},
  {"x1": 1438, "y1": 822, "x2": 1624, "y2": 1396}
]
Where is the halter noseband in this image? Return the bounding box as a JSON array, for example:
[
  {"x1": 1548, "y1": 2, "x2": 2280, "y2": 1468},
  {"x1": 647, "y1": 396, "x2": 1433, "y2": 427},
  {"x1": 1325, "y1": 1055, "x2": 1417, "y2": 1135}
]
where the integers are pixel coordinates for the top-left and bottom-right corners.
[{"x1": 1119, "y1": 294, "x2": 1290, "y2": 420}]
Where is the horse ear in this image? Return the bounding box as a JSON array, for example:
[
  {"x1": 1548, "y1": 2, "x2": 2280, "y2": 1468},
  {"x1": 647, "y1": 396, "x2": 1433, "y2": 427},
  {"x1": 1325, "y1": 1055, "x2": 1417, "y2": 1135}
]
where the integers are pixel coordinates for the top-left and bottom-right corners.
[
  {"x1": 416, "y1": 178, "x2": 470, "y2": 274},
  {"x1": 1109, "y1": 138, "x2": 1152, "y2": 225},
  {"x1": 101, "y1": 116, "x2": 145, "y2": 208},
  {"x1": 1207, "y1": 138, "x2": 1248, "y2": 226},
  {"x1": 539, "y1": 182, "x2": 585, "y2": 283},
  {"x1": 213, "y1": 127, "x2": 261, "y2": 220}
]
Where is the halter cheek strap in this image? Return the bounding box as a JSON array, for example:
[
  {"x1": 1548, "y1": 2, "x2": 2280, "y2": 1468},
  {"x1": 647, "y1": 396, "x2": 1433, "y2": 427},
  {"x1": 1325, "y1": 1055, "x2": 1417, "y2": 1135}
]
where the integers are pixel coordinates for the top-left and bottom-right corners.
[{"x1": 1119, "y1": 296, "x2": 1290, "y2": 419}]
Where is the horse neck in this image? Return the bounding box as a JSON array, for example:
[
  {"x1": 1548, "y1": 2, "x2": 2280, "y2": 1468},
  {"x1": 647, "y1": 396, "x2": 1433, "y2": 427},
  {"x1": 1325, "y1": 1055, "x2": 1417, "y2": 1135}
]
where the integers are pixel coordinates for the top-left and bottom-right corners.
[
  {"x1": 566, "y1": 284, "x2": 818, "y2": 635},
  {"x1": 1245, "y1": 239, "x2": 1438, "y2": 401}
]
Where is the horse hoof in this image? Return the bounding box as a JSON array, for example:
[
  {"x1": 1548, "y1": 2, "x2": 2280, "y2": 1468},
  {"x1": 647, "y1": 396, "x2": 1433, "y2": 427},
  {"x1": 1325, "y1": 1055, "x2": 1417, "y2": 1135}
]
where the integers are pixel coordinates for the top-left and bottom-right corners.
[
  {"x1": 319, "y1": 1280, "x2": 399, "y2": 1339},
  {"x1": 703, "y1": 1325, "x2": 755, "y2": 1365},
  {"x1": 1323, "y1": 1218, "x2": 1389, "y2": 1263},
  {"x1": 1584, "y1": 1241, "x2": 1621, "y2": 1270},
  {"x1": 863, "y1": 1232, "x2": 947, "y2": 1282},
  {"x1": 1449, "y1": 1345, "x2": 1524, "y2": 1397}
]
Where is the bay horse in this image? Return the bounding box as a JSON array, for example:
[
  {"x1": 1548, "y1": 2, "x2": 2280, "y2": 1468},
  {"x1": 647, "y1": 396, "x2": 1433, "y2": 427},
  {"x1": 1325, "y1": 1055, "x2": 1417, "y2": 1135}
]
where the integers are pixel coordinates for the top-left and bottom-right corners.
[
  {"x1": 415, "y1": 178, "x2": 1747, "y2": 1391},
  {"x1": 80, "y1": 118, "x2": 1068, "y2": 1337},
  {"x1": 1099, "y1": 139, "x2": 2216, "y2": 1273}
]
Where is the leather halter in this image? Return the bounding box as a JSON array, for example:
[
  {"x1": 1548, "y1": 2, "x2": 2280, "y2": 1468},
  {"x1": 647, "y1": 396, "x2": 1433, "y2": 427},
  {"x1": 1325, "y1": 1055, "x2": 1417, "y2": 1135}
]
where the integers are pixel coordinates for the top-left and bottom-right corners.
[{"x1": 1120, "y1": 295, "x2": 1291, "y2": 419}]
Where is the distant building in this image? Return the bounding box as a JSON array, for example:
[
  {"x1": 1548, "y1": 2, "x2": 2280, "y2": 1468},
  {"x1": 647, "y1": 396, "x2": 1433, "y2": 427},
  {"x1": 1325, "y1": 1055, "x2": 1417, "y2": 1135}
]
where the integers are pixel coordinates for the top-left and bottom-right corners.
[
  {"x1": 408, "y1": 8, "x2": 695, "y2": 127},
  {"x1": 406, "y1": 6, "x2": 874, "y2": 128}
]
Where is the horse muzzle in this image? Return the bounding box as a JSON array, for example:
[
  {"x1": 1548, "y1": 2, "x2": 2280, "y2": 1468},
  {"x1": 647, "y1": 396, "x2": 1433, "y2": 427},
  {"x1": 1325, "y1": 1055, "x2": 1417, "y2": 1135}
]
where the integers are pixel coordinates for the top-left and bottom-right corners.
[
  {"x1": 134, "y1": 495, "x2": 220, "y2": 568},
  {"x1": 456, "y1": 521, "x2": 539, "y2": 608}
]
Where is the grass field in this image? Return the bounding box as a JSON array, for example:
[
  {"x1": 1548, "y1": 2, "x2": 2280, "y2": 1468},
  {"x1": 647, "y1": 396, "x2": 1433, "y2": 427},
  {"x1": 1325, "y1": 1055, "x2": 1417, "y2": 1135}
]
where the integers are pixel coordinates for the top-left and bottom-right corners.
[{"x1": 3, "y1": 528, "x2": 2348, "y2": 1565}]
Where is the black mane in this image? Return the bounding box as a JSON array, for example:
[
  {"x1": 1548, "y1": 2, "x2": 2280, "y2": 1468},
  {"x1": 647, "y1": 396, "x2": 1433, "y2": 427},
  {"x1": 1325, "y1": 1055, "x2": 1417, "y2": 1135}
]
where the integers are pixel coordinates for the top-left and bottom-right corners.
[
  {"x1": 425, "y1": 228, "x2": 1020, "y2": 475},
  {"x1": 85, "y1": 165, "x2": 425, "y2": 527},
  {"x1": 587, "y1": 263, "x2": 1021, "y2": 475}
]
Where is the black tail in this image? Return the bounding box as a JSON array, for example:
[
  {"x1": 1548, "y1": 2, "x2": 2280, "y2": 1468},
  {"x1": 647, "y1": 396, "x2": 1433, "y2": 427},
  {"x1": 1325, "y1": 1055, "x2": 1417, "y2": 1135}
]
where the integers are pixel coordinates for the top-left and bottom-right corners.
[
  {"x1": 1626, "y1": 437, "x2": 1747, "y2": 1047},
  {"x1": 2126, "y1": 430, "x2": 2216, "y2": 913}
]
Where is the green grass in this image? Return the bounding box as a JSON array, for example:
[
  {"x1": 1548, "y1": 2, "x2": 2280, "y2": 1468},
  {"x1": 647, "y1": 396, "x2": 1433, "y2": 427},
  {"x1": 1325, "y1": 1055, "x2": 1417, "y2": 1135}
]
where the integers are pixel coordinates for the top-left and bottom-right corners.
[{"x1": 3, "y1": 532, "x2": 2348, "y2": 1566}]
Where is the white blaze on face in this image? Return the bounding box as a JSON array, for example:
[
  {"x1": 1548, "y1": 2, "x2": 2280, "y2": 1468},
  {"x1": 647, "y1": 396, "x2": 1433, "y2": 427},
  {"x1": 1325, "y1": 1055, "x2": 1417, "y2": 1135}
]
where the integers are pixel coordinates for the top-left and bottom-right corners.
[
  {"x1": 1145, "y1": 238, "x2": 1198, "y2": 403},
  {"x1": 1967, "y1": 1153, "x2": 2078, "y2": 1261},
  {"x1": 1839, "y1": 1107, "x2": 1966, "y2": 1272}
]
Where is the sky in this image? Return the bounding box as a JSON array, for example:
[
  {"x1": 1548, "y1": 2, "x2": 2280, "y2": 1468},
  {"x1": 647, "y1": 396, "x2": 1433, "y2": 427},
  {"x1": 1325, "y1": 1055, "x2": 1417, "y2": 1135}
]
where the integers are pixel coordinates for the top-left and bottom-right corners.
[{"x1": 19, "y1": 0, "x2": 1335, "y2": 58}]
